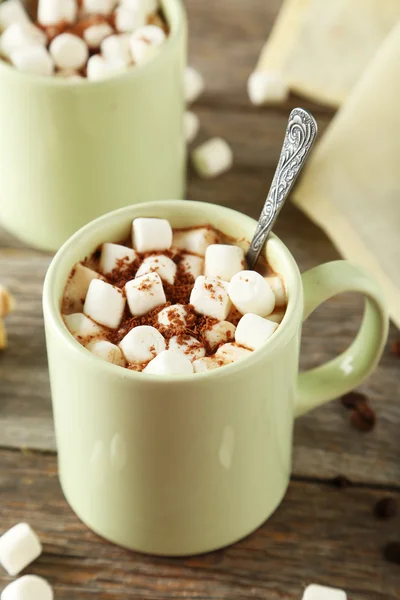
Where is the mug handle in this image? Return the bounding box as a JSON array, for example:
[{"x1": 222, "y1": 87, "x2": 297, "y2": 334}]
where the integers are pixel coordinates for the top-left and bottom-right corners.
[{"x1": 296, "y1": 261, "x2": 389, "y2": 418}]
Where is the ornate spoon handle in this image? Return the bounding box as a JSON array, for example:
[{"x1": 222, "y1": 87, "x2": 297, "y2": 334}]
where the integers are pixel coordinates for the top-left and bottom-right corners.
[{"x1": 246, "y1": 108, "x2": 318, "y2": 269}]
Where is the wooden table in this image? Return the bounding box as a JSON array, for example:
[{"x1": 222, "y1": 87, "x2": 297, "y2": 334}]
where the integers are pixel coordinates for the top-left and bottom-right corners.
[{"x1": 1, "y1": 1, "x2": 399, "y2": 598}]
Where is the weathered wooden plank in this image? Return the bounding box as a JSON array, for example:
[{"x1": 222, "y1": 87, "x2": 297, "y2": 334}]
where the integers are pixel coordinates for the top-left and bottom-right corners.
[{"x1": 0, "y1": 449, "x2": 398, "y2": 599}]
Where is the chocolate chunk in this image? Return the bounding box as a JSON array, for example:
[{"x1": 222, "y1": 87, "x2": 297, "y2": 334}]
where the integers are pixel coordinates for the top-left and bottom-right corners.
[
  {"x1": 350, "y1": 402, "x2": 376, "y2": 432},
  {"x1": 341, "y1": 391, "x2": 367, "y2": 409},
  {"x1": 374, "y1": 497, "x2": 398, "y2": 520},
  {"x1": 331, "y1": 475, "x2": 352, "y2": 489},
  {"x1": 383, "y1": 542, "x2": 400, "y2": 565}
]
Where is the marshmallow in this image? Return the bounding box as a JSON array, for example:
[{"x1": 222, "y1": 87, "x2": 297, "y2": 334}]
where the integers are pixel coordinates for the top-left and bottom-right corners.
[
  {"x1": 87, "y1": 54, "x2": 121, "y2": 80},
  {"x1": 101, "y1": 33, "x2": 131, "y2": 66},
  {"x1": 63, "y1": 313, "x2": 104, "y2": 340},
  {"x1": 0, "y1": 523, "x2": 42, "y2": 576},
  {"x1": 184, "y1": 66, "x2": 204, "y2": 104},
  {"x1": 184, "y1": 111, "x2": 200, "y2": 143},
  {"x1": 143, "y1": 350, "x2": 193, "y2": 375},
  {"x1": 1, "y1": 575, "x2": 53, "y2": 600},
  {"x1": 180, "y1": 253, "x2": 204, "y2": 279},
  {"x1": 0, "y1": 0, "x2": 30, "y2": 31},
  {"x1": 192, "y1": 137, "x2": 233, "y2": 179},
  {"x1": 125, "y1": 272, "x2": 166, "y2": 316},
  {"x1": 235, "y1": 313, "x2": 278, "y2": 350},
  {"x1": 119, "y1": 325, "x2": 165, "y2": 363},
  {"x1": 172, "y1": 227, "x2": 217, "y2": 256},
  {"x1": 121, "y1": 0, "x2": 158, "y2": 15},
  {"x1": 193, "y1": 357, "x2": 221, "y2": 373},
  {"x1": 204, "y1": 320, "x2": 236, "y2": 351},
  {"x1": 50, "y1": 33, "x2": 89, "y2": 70},
  {"x1": 132, "y1": 218, "x2": 173, "y2": 253},
  {"x1": 1, "y1": 23, "x2": 47, "y2": 58},
  {"x1": 190, "y1": 275, "x2": 231, "y2": 321},
  {"x1": 129, "y1": 25, "x2": 166, "y2": 64},
  {"x1": 11, "y1": 45, "x2": 54, "y2": 76},
  {"x1": 228, "y1": 270, "x2": 275, "y2": 316},
  {"x1": 265, "y1": 275, "x2": 286, "y2": 307},
  {"x1": 266, "y1": 310, "x2": 285, "y2": 324},
  {"x1": 114, "y1": 5, "x2": 147, "y2": 33},
  {"x1": 247, "y1": 71, "x2": 289, "y2": 106},
  {"x1": 215, "y1": 342, "x2": 252, "y2": 365},
  {"x1": 83, "y1": 22, "x2": 113, "y2": 49},
  {"x1": 38, "y1": 0, "x2": 77, "y2": 25},
  {"x1": 302, "y1": 584, "x2": 347, "y2": 600},
  {"x1": 136, "y1": 254, "x2": 177, "y2": 285},
  {"x1": 168, "y1": 334, "x2": 205, "y2": 362},
  {"x1": 63, "y1": 263, "x2": 102, "y2": 313},
  {"x1": 157, "y1": 304, "x2": 187, "y2": 330},
  {"x1": 56, "y1": 69, "x2": 83, "y2": 80},
  {"x1": 99, "y1": 242, "x2": 137, "y2": 275},
  {"x1": 87, "y1": 340, "x2": 126, "y2": 366},
  {"x1": 84, "y1": 279, "x2": 126, "y2": 329},
  {"x1": 204, "y1": 244, "x2": 244, "y2": 282},
  {"x1": 83, "y1": 0, "x2": 115, "y2": 15}
]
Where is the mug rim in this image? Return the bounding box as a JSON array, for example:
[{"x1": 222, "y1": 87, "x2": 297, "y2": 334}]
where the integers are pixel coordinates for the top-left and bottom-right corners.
[
  {"x1": 43, "y1": 200, "x2": 303, "y2": 384},
  {"x1": 0, "y1": 0, "x2": 186, "y2": 87}
]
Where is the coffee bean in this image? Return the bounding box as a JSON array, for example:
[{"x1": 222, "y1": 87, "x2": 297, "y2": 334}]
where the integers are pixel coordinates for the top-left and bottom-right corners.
[
  {"x1": 374, "y1": 497, "x2": 398, "y2": 520},
  {"x1": 331, "y1": 475, "x2": 352, "y2": 489},
  {"x1": 383, "y1": 542, "x2": 400, "y2": 565},
  {"x1": 341, "y1": 391, "x2": 367, "y2": 409},
  {"x1": 350, "y1": 402, "x2": 376, "y2": 432}
]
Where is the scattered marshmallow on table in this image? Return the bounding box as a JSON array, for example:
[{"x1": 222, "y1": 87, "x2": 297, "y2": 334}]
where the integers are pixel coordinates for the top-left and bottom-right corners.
[
  {"x1": 63, "y1": 312, "x2": 104, "y2": 339},
  {"x1": 157, "y1": 304, "x2": 187, "y2": 329},
  {"x1": 265, "y1": 275, "x2": 286, "y2": 307},
  {"x1": 136, "y1": 254, "x2": 177, "y2": 285},
  {"x1": 168, "y1": 335, "x2": 205, "y2": 361},
  {"x1": 184, "y1": 111, "x2": 199, "y2": 144},
  {"x1": 235, "y1": 313, "x2": 278, "y2": 350},
  {"x1": 180, "y1": 253, "x2": 204, "y2": 279},
  {"x1": 129, "y1": 25, "x2": 166, "y2": 64},
  {"x1": 83, "y1": 22, "x2": 113, "y2": 49},
  {"x1": 119, "y1": 324, "x2": 165, "y2": 363},
  {"x1": 192, "y1": 137, "x2": 233, "y2": 179},
  {"x1": 193, "y1": 357, "x2": 221, "y2": 373},
  {"x1": 11, "y1": 44, "x2": 54, "y2": 76},
  {"x1": 125, "y1": 272, "x2": 166, "y2": 316},
  {"x1": 302, "y1": 584, "x2": 347, "y2": 600},
  {"x1": 38, "y1": 0, "x2": 77, "y2": 26},
  {"x1": 190, "y1": 276, "x2": 231, "y2": 321},
  {"x1": 247, "y1": 70, "x2": 289, "y2": 106},
  {"x1": 83, "y1": 0, "x2": 116, "y2": 16},
  {"x1": 63, "y1": 263, "x2": 101, "y2": 312},
  {"x1": 101, "y1": 33, "x2": 131, "y2": 66},
  {"x1": 0, "y1": 0, "x2": 30, "y2": 31},
  {"x1": 115, "y1": 4, "x2": 147, "y2": 33},
  {"x1": 184, "y1": 65, "x2": 204, "y2": 104},
  {"x1": 87, "y1": 339, "x2": 126, "y2": 366},
  {"x1": 205, "y1": 244, "x2": 244, "y2": 282},
  {"x1": 1, "y1": 575, "x2": 53, "y2": 600},
  {"x1": 204, "y1": 320, "x2": 236, "y2": 351},
  {"x1": 132, "y1": 218, "x2": 172, "y2": 253},
  {"x1": 50, "y1": 33, "x2": 88, "y2": 70},
  {"x1": 215, "y1": 342, "x2": 252, "y2": 364},
  {"x1": 228, "y1": 270, "x2": 275, "y2": 316},
  {"x1": 172, "y1": 227, "x2": 217, "y2": 256},
  {"x1": 100, "y1": 242, "x2": 137, "y2": 275},
  {"x1": 0, "y1": 523, "x2": 42, "y2": 576},
  {"x1": 143, "y1": 349, "x2": 193, "y2": 375},
  {"x1": 84, "y1": 279, "x2": 125, "y2": 329},
  {"x1": 1, "y1": 23, "x2": 47, "y2": 58}
]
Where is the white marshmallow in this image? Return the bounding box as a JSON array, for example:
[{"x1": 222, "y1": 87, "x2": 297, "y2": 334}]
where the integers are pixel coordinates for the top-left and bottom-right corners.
[
  {"x1": 136, "y1": 254, "x2": 176, "y2": 285},
  {"x1": 1, "y1": 575, "x2": 53, "y2": 600},
  {"x1": 180, "y1": 253, "x2": 204, "y2": 279},
  {"x1": 204, "y1": 320, "x2": 236, "y2": 351},
  {"x1": 235, "y1": 313, "x2": 278, "y2": 350},
  {"x1": 184, "y1": 66, "x2": 204, "y2": 104},
  {"x1": 129, "y1": 25, "x2": 166, "y2": 64},
  {"x1": 184, "y1": 110, "x2": 199, "y2": 143},
  {"x1": 56, "y1": 68, "x2": 83, "y2": 81},
  {"x1": 63, "y1": 263, "x2": 102, "y2": 313},
  {"x1": 228, "y1": 270, "x2": 275, "y2": 316},
  {"x1": 302, "y1": 584, "x2": 347, "y2": 600},
  {"x1": 121, "y1": 0, "x2": 158, "y2": 15},
  {"x1": 266, "y1": 310, "x2": 285, "y2": 324},
  {"x1": 215, "y1": 342, "x2": 252, "y2": 364},
  {"x1": 38, "y1": 0, "x2": 77, "y2": 25},
  {"x1": 11, "y1": 44, "x2": 54, "y2": 76},
  {"x1": 132, "y1": 218, "x2": 172, "y2": 253},
  {"x1": 83, "y1": 0, "x2": 115, "y2": 15},
  {"x1": 0, "y1": 523, "x2": 42, "y2": 576},
  {"x1": 157, "y1": 304, "x2": 187, "y2": 329},
  {"x1": 172, "y1": 227, "x2": 217, "y2": 256},
  {"x1": 114, "y1": 4, "x2": 146, "y2": 33},
  {"x1": 192, "y1": 137, "x2": 233, "y2": 179},
  {"x1": 87, "y1": 53, "x2": 128, "y2": 80},
  {"x1": 125, "y1": 272, "x2": 166, "y2": 316},
  {"x1": 190, "y1": 276, "x2": 231, "y2": 321},
  {"x1": 50, "y1": 33, "x2": 89, "y2": 70},
  {"x1": 83, "y1": 22, "x2": 113, "y2": 49},
  {"x1": 84, "y1": 279, "x2": 126, "y2": 329},
  {"x1": 247, "y1": 70, "x2": 289, "y2": 106},
  {"x1": 204, "y1": 244, "x2": 244, "y2": 282},
  {"x1": 265, "y1": 275, "x2": 286, "y2": 307},
  {"x1": 63, "y1": 313, "x2": 104, "y2": 340},
  {"x1": 99, "y1": 242, "x2": 137, "y2": 275},
  {"x1": 0, "y1": 0, "x2": 30, "y2": 31},
  {"x1": 168, "y1": 335, "x2": 205, "y2": 362},
  {"x1": 87, "y1": 340, "x2": 126, "y2": 366},
  {"x1": 143, "y1": 350, "x2": 193, "y2": 375},
  {"x1": 119, "y1": 325, "x2": 165, "y2": 363},
  {"x1": 193, "y1": 357, "x2": 221, "y2": 373},
  {"x1": 101, "y1": 33, "x2": 131, "y2": 66},
  {"x1": 1, "y1": 23, "x2": 47, "y2": 58}
]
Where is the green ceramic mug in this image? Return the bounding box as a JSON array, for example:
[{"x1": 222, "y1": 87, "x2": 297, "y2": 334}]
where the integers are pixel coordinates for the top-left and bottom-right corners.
[
  {"x1": 43, "y1": 200, "x2": 388, "y2": 556},
  {"x1": 0, "y1": 0, "x2": 186, "y2": 252}
]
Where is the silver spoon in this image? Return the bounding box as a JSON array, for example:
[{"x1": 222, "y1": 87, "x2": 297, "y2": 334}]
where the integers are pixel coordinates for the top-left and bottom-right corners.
[{"x1": 246, "y1": 107, "x2": 318, "y2": 269}]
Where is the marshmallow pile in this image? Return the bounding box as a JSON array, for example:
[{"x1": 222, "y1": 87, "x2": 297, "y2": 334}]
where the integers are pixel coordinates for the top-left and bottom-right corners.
[
  {"x1": 0, "y1": 0, "x2": 168, "y2": 79},
  {"x1": 62, "y1": 217, "x2": 287, "y2": 376}
]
